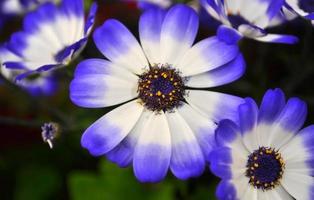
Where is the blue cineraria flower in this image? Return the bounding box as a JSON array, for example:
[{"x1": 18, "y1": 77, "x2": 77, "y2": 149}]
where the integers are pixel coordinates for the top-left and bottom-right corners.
[
  {"x1": 0, "y1": 0, "x2": 59, "y2": 28},
  {"x1": 0, "y1": 0, "x2": 97, "y2": 94},
  {"x1": 0, "y1": 46, "x2": 57, "y2": 95},
  {"x1": 70, "y1": 4, "x2": 246, "y2": 182},
  {"x1": 123, "y1": 0, "x2": 172, "y2": 10},
  {"x1": 210, "y1": 88, "x2": 314, "y2": 200},
  {"x1": 201, "y1": 0, "x2": 299, "y2": 44}
]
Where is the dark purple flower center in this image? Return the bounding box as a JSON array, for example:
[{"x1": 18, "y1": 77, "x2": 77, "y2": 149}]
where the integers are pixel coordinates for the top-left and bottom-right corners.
[
  {"x1": 137, "y1": 64, "x2": 186, "y2": 112},
  {"x1": 246, "y1": 147, "x2": 285, "y2": 191}
]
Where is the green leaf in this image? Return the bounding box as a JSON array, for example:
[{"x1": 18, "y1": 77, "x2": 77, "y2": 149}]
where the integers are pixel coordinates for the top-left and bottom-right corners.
[
  {"x1": 14, "y1": 165, "x2": 62, "y2": 200},
  {"x1": 68, "y1": 159, "x2": 175, "y2": 200}
]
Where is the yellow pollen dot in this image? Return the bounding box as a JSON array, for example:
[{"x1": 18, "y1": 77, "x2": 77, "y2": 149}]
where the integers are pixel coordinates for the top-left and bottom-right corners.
[
  {"x1": 149, "y1": 75, "x2": 152, "y2": 78},
  {"x1": 162, "y1": 95, "x2": 165, "y2": 98},
  {"x1": 162, "y1": 74, "x2": 167, "y2": 78},
  {"x1": 149, "y1": 93, "x2": 153, "y2": 97},
  {"x1": 154, "y1": 75, "x2": 158, "y2": 78},
  {"x1": 174, "y1": 82, "x2": 178, "y2": 86},
  {"x1": 147, "y1": 80, "x2": 151, "y2": 84},
  {"x1": 254, "y1": 163, "x2": 259, "y2": 168},
  {"x1": 169, "y1": 92, "x2": 173, "y2": 96},
  {"x1": 254, "y1": 156, "x2": 258, "y2": 160},
  {"x1": 156, "y1": 91, "x2": 162, "y2": 96},
  {"x1": 154, "y1": 70, "x2": 158, "y2": 73},
  {"x1": 170, "y1": 97, "x2": 173, "y2": 101},
  {"x1": 170, "y1": 78, "x2": 174, "y2": 81}
]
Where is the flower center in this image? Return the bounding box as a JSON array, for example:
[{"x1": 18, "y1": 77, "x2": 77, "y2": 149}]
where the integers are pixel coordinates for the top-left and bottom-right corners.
[
  {"x1": 246, "y1": 147, "x2": 285, "y2": 191},
  {"x1": 137, "y1": 64, "x2": 186, "y2": 112}
]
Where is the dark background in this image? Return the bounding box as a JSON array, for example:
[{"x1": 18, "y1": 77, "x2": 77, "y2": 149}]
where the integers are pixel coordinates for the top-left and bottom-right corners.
[{"x1": 0, "y1": 0, "x2": 313, "y2": 199}]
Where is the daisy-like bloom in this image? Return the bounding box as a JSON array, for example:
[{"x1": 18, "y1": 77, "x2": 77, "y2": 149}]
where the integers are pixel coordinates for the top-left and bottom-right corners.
[
  {"x1": 210, "y1": 88, "x2": 314, "y2": 200},
  {"x1": 70, "y1": 4, "x2": 246, "y2": 182},
  {"x1": 200, "y1": 0, "x2": 299, "y2": 44},
  {"x1": 123, "y1": 0, "x2": 172, "y2": 10},
  {"x1": 0, "y1": 0, "x2": 97, "y2": 82},
  {"x1": 0, "y1": 46, "x2": 57, "y2": 95}
]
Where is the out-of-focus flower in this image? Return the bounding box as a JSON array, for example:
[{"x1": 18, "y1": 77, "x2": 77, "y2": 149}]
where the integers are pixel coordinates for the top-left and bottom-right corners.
[
  {"x1": 210, "y1": 88, "x2": 314, "y2": 200},
  {"x1": 70, "y1": 4, "x2": 246, "y2": 182},
  {"x1": 0, "y1": 46, "x2": 57, "y2": 95},
  {"x1": 123, "y1": 0, "x2": 172, "y2": 10},
  {"x1": 201, "y1": 0, "x2": 299, "y2": 44},
  {"x1": 41, "y1": 122, "x2": 60, "y2": 149},
  {"x1": 0, "y1": 0, "x2": 59, "y2": 27},
  {"x1": 0, "y1": 0, "x2": 97, "y2": 95}
]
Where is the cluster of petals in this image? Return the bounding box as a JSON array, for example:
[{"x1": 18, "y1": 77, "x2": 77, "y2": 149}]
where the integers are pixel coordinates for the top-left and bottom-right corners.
[{"x1": 0, "y1": 0, "x2": 97, "y2": 95}]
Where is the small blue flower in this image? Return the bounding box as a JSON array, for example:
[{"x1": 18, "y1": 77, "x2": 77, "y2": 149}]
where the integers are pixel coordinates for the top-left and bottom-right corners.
[
  {"x1": 0, "y1": 0, "x2": 97, "y2": 94},
  {"x1": 41, "y1": 122, "x2": 60, "y2": 149},
  {"x1": 123, "y1": 0, "x2": 172, "y2": 10},
  {"x1": 70, "y1": 4, "x2": 246, "y2": 182},
  {"x1": 210, "y1": 88, "x2": 314, "y2": 200},
  {"x1": 201, "y1": 0, "x2": 299, "y2": 44}
]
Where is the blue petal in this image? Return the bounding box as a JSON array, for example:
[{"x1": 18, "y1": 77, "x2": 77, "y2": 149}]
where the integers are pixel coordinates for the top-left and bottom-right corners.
[
  {"x1": 60, "y1": 0, "x2": 84, "y2": 17},
  {"x1": 133, "y1": 113, "x2": 171, "y2": 183},
  {"x1": 209, "y1": 147, "x2": 232, "y2": 179},
  {"x1": 238, "y1": 98, "x2": 259, "y2": 134},
  {"x1": 81, "y1": 101, "x2": 143, "y2": 156},
  {"x1": 258, "y1": 88, "x2": 286, "y2": 123},
  {"x1": 84, "y1": 3, "x2": 98, "y2": 35},
  {"x1": 186, "y1": 53, "x2": 246, "y2": 88},
  {"x1": 215, "y1": 120, "x2": 240, "y2": 147},
  {"x1": 167, "y1": 112, "x2": 205, "y2": 180},
  {"x1": 217, "y1": 25, "x2": 242, "y2": 45},
  {"x1": 274, "y1": 97, "x2": 307, "y2": 133},
  {"x1": 216, "y1": 180, "x2": 237, "y2": 200},
  {"x1": 93, "y1": 19, "x2": 147, "y2": 74},
  {"x1": 23, "y1": 2, "x2": 57, "y2": 33}
]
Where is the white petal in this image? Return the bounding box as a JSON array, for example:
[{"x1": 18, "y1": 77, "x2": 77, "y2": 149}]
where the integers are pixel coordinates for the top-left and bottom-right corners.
[
  {"x1": 166, "y1": 110, "x2": 205, "y2": 179},
  {"x1": 281, "y1": 171, "x2": 314, "y2": 200},
  {"x1": 185, "y1": 90, "x2": 244, "y2": 123},
  {"x1": 133, "y1": 112, "x2": 172, "y2": 182},
  {"x1": 177, "y1": 103, "x2": 216, "y2": 160},
  {"x1": 81, "y1": 100, "x2": 144, "y2": 156}
]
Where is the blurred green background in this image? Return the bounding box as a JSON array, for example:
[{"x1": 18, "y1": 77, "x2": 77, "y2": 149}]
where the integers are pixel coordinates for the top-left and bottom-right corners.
[{"x1": 0, "y1": 0, "x2": 314, "y2": 199}]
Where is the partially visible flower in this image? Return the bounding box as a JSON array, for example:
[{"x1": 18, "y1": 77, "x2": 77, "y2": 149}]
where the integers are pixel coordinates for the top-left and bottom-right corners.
[
  {"x1": 70, "y1": 5, "x2": 246, "y2": 182},
  {"x1": 0, "y1": 0, "x2": 59, "y2": 28},
  {"x1": 210, "y1": 88, "x2": 314, "y2": 200},
  {"x1": 41, "y1": 122, "x2": 60, "y2": 149},
  {"x1": 0, "y1": 0, "x2": 97, "y2": 94},
  {"x1": 0, "y1": 46, "x2": 57, "y2": 95},
  {"x1": 200, "y1": 0, "x2": 299, "y2": 44},
  {"x1": 123, "y1": 0, "x2": 172, "y2": 10}
]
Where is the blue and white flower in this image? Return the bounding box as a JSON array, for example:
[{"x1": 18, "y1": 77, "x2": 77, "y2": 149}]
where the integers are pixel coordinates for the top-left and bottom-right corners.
[
  {"x1": 123, "y1": 0, "x2": 172, "y2": 10},
  {"x1": 0, "y1": 0, "x2": 97, "y2": 82},
  {"x1": 70, "y1": 5, "x2": 245, "y2": 182},
  {"x1": 211, "y1": 88, "x2": 314, "y2": 200},
  {"x1": 0, "y1": 46, "x2": 57, "y2": 95},
  {"x1": 0, "y1": 0, "x2": 59, "y2": 27},
  {"x1": 201, "y1": 0, "x2": 299, "y2": 44}
]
